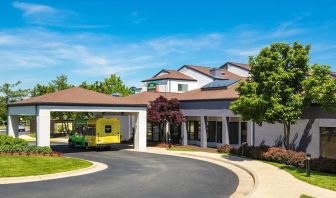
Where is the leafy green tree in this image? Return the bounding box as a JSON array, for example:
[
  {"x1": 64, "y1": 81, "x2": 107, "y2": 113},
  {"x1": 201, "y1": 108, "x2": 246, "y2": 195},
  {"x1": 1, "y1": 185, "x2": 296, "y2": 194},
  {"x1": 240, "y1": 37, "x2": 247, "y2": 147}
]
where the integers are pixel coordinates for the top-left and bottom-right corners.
[
  {"x1": 230, "y1": 42, "x2": 311, "y2": 149},
  {"x1": 31, "y1": 75, "x2": 74, "y2": 133},
  {"x1": 80, "y1": 74, "x2": 131, "y2": 96},
  {"x1": 303, "y1": 64, "x2": 336, "y2": 112},
  {"x1": 0, "y1": 81, "x2": 30, "y2": 124}
]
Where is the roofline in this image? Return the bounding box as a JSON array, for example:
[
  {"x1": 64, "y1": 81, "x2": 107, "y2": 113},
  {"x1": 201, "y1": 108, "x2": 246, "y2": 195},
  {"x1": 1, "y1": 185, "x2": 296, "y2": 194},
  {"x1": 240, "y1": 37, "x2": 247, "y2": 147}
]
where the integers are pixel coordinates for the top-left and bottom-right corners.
[
  {"x1": 220, "y1": 62, "x2": 250, "y2": 71},
  {"x1": 152, "y1": 69, "x2": 169, "y2": 77},
  {"x1": 8, "y1": 102, "x2": 147, "y2": 108},
  {"x1": 179, "y1": 98, "x2": 238, "y2": 102},
  {"x1": 141, "y1": 77, "x2": 197, "y2": 82},
  {"x1": 177, "y1": 65, "x2": 217, "y2": 79}
]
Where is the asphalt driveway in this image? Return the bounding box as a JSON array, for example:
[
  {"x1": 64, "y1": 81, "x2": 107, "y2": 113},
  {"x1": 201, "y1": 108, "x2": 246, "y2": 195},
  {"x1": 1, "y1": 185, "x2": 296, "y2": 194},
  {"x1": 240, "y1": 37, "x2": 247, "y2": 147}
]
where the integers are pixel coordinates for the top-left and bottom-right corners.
[{"x1": 0, "y1": 144, "x2": 239, "y2": 198}]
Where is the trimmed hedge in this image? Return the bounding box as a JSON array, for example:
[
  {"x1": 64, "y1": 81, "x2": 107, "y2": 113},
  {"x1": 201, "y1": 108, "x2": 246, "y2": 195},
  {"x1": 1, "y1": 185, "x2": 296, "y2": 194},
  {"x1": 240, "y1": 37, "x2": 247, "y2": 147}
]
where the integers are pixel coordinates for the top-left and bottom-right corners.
[
  {"x1": 217, "y1": 144, "x2": 336, "y2": 173},
  {"x1": 0, "y1": 135, "x2": 62, "y2": 157},
  {"x1": 0, "y1": 135, "x2": 27, "y2": 146}
]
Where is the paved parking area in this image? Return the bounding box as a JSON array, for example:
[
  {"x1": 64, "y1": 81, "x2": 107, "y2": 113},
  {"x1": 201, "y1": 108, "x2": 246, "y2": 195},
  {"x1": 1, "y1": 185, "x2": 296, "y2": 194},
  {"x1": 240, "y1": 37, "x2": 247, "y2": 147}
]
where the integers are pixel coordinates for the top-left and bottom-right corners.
[{"x1": 0, "y1": 144, "x2": 239, "y2": 198}]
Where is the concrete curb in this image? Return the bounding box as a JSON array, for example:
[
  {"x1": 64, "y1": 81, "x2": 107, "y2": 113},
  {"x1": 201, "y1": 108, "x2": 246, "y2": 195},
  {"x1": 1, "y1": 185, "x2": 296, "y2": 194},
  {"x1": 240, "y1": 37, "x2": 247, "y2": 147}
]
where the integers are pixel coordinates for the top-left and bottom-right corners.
[{"x1": 0, "y1": 160, "x2": 108, "y2": 184}]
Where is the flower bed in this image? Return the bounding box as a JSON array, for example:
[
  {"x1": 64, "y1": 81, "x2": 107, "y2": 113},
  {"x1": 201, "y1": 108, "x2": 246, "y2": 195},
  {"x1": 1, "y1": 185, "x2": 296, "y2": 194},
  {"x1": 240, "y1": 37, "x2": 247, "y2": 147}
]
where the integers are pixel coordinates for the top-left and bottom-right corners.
[{"x1": 217, "y1": 144, "x2": 336, "y2": 173}]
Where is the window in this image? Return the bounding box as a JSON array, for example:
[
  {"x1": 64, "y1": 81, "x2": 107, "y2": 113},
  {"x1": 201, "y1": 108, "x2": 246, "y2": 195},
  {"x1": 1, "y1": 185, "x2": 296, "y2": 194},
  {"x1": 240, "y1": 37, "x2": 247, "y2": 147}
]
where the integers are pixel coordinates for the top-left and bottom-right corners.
[
  {"x1": 105, "y1": 125, "x2": 112, "y2": 133},
  {"x1": 229, "y1": 122, "x2": 239, "y2": 144},
  {"x1": 178, "y1": 84, "x2": 188, "y2": 92},
  {"x1": 207, "y1": 121, "x2": 216, "y2": 142},
  {"x1": 320, "y1": 127, "x2": 336, "y2": 159},
  {"x1": 241, "y1": 122, "x2": 247, "y2": 144},
  {"x1": 216, "y1": 122, "x2": 222, "y2": 143},
  {"x1": 188, "y1": 121, "x2": 200, "y2": 140}
]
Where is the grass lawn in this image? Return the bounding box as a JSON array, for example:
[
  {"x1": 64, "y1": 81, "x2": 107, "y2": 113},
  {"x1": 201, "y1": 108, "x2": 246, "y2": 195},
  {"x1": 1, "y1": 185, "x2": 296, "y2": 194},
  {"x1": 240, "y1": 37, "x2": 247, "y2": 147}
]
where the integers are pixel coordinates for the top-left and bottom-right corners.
[
  {"x1": 266, "y1": 161, "x2": 336, "y2": 191},
  {"x1": 0, "y1": 156, "x2": 92, "y2": 177},
  {"x1": 168, "y1": 147, "x2": 199, "y2": 152}
]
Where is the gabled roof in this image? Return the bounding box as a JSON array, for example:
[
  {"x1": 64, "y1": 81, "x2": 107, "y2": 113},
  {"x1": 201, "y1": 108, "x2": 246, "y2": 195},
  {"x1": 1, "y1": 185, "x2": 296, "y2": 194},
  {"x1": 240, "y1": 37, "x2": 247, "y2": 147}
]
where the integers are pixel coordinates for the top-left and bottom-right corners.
[
  {"x1": 9, "y1": 87, "x2": 147, "y2": 107},
  {"x1": 120, "y1": 91, "x2": 181, "y2": 105},
  {"x1": 178, "y1": 65, "x2": 244, "y2": 80},
  {"x1": 221, "y1": 62, "x2": 251, "y2": 71},
  {"x1": 178, "y1": 83, "x2": 240, "y2": 101},
  {"x1": 141, "y1": 69, "x2": 196, "y2": 82}
]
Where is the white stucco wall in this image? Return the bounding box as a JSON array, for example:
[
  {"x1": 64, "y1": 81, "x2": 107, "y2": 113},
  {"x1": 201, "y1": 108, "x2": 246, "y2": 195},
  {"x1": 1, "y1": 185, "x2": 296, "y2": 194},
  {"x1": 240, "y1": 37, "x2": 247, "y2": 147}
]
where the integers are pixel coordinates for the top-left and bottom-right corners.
[
  {"x1": 169, "y1": 80, "x2": 198, "y2": 93},
  {"x1": 226, "y1": 64, "x2": 249, "y2": 77},
  {"x1": 178, "y1": 67, "x2": 213, "y2": 88},
  {"x1": 255, "y1": 119, "x2": 336, "y2": 158}
]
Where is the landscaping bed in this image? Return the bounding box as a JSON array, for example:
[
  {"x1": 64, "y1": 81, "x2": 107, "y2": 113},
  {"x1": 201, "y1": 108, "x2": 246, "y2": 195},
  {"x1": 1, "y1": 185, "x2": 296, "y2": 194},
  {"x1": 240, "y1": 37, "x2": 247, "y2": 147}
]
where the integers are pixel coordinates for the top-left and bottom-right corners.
[
  {"x1": 218, "y1": 144, "x2": 336, "y2": 191},
  {"x1": 0, "y1": 134, "x2": 92, "y2": 177}
]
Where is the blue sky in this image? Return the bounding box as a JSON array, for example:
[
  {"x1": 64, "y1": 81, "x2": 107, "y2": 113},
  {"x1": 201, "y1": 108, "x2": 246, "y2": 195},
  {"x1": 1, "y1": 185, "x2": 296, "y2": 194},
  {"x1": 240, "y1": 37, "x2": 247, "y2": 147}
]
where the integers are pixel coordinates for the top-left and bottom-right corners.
[{"x1": 1, "y1": 0, "x2": 336, "y2": 88}]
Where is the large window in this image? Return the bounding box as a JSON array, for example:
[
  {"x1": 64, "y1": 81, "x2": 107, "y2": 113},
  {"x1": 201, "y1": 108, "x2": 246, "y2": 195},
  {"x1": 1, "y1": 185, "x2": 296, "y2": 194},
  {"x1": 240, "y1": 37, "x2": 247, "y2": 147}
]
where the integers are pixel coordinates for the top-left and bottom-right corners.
[
  {"x1": 178, "y1": 84, "x2": 188, "y2": 92},
  {"x1": 229, "y1": 122, "x2": 239, "y2": 144},
  {"x1": 207, "y1": 121, "x2": 216, "y2": 142},
  {"x1": 188, "y1": 121, "x2": 200, "y2": 140},
  {"x1": 320, "y1": 127, "x2": 336, "y2": 159},
  {"x1": 216, "y1": 122, "x2": 222, "y2": 143}
]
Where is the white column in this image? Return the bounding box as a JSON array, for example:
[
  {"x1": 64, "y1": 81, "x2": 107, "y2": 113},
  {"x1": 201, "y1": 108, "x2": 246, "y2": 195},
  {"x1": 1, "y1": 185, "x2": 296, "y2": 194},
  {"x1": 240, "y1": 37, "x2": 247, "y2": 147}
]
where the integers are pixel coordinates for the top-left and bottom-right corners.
[
  {"x1": 165, "y1": 121, "x2": 170, "y2": 143},
  {"x1": 247, "y1": 121, "x2": 254, "y2": 146},
  {"x1": 36, "y1": 108, "x2": 50, "y2": 147},
  {"x1": 7, "y1": 115, "x2": 19, "y2": 138},
  {"x1": 182, "y1": 121, "x2": 188, "y2": 146},
  {"x1": 200, "y1": 116, "x2": 207, "y2": 148},
  {"x1": 222, "y1": 116, "x2": 229, "y2": 145},
  {"x1": 134, "y1": 110, "x2": 147, "y2": 151}
]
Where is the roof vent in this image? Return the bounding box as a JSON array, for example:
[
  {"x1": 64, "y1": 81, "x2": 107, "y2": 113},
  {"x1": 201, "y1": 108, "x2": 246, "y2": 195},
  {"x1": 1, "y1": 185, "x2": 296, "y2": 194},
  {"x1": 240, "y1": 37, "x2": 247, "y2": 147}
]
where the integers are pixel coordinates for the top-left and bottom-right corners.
[{"x1": 210, "y1": 68, "x2": 222, "y2": 78}]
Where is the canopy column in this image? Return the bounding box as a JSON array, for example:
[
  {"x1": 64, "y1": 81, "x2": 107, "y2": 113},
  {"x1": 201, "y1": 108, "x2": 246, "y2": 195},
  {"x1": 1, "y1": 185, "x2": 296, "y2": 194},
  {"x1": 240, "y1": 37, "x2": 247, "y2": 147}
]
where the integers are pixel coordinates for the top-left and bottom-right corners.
[
  {"x1": 134, "y1": 110, "x2": 147, "y2": 151},
  {"x1": 7, "y1": 115, "x2": 20, "y2": 138},
  {"x1": 36, "y1": 108, "x2": 50, "y2": 147}
]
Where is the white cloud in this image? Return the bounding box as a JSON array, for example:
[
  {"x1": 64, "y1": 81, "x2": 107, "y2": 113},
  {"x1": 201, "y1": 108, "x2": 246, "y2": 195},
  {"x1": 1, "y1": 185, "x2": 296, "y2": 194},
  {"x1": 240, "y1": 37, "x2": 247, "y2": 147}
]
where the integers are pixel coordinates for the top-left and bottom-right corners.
[
  {"x1": 13, "y1": 1, "x2": 55, "y2": 16},
  {"x1": 12, "y1": 1, "x2": 109, "y2": 29}
]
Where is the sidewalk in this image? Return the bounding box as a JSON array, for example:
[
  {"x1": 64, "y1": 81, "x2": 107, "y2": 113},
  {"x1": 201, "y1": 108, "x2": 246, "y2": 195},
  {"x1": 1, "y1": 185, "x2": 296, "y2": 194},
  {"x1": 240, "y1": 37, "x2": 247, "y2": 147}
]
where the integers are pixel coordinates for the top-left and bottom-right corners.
[{"x1": 143, "y1": 147, "x2": 336, "y2": 198}]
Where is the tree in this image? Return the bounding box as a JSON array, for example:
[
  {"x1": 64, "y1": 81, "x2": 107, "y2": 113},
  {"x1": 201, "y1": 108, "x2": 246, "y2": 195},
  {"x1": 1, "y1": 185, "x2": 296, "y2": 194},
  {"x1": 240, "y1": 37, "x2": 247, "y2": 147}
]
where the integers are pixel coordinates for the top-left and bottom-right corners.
[
  {"x1": 303, "y1": 64, "x2": 336, "y2": 112},
  {"x1": 0, "y1": 81, "x2": 30, "y2": 124},
  {"x1": 31, "y1": 75, "x2": 74, "y2": 133},
  {"x1": 230, "y1": 42, "x2": 311, "y2": 149},
  {"x1": 147, "y1": 96, "x2": 184, "y2": 142},
  {"x1": 80, "y1": 74, "x2": 131, "y2": 96}
]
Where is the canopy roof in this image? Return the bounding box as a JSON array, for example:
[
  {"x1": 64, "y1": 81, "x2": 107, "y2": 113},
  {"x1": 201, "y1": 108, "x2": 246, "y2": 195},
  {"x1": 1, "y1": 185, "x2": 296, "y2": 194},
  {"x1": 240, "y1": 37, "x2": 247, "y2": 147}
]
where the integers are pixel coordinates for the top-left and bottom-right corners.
[{"x1": 8, "y1": 87, "x2": 147, "y2": 107}]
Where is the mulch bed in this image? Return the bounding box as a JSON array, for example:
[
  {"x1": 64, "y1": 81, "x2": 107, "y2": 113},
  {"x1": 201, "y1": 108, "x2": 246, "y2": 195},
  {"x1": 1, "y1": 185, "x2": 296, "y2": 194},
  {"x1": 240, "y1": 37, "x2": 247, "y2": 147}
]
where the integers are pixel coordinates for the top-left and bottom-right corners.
[{"x1": 0, "y1": 151, "x2": 63, "y2": 157}]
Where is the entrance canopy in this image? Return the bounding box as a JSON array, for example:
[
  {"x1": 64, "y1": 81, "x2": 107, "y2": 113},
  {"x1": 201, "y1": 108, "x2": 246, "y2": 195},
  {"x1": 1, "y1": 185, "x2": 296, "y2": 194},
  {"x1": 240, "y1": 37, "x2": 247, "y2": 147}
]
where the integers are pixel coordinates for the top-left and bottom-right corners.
[{"x1": 7, "y1": 87, "x2": 148, "y2": 150}]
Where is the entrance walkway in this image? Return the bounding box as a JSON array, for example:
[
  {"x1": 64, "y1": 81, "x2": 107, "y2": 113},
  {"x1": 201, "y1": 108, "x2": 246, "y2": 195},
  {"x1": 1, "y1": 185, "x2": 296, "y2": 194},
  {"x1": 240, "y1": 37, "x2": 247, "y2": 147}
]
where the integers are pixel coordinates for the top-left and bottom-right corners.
[{"x1": 143, "y1": 147, "x2": 336, "y2": 198}]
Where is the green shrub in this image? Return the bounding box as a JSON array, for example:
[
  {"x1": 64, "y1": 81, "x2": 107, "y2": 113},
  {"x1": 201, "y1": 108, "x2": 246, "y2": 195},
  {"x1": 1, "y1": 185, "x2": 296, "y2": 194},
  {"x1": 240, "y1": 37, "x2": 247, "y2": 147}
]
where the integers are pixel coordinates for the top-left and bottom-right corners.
[
  {"x1": 0, "y1": 135, "x2": 27, "y2": 146},
  {"x1": 218, "y1": 144, "x2": 335, "y2": 173},
  {"x1": 0, "y1": 145, "x2": 53, "y2": 154}
]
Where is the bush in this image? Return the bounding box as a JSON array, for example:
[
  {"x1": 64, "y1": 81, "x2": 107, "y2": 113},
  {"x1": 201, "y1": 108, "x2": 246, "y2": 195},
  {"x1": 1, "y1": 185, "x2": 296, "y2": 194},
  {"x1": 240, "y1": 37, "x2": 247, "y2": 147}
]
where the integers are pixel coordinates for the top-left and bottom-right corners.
[
  {"x1": 218, "y1": 144, "x2": 335, "y2": 173},
  {"x1": 0, "y1": 145, "x2": 53, "y2": 154},
  {"x1": 0, "y1": 135, "x2": 59, "y2": 156},
  {"x1": 262, "y1": 147, "x2": 306, "y2": 167},
  {"x1": 0, "y1": 135, "x2": 27, "y2": 146},
  {"x1": 217, "y1": 144, "x2": 232, "y2": 153},
  {"x1": 311, "y1": 158, "x2": 336, "y2": 174}
]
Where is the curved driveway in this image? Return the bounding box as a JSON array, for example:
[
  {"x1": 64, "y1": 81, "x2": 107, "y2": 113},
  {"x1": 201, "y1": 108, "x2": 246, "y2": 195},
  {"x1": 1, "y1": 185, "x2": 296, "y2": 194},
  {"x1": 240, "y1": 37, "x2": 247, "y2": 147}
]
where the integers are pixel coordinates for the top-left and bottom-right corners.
[{"x1": 1, "y1": 145, "x2": 239, "y2": 198}]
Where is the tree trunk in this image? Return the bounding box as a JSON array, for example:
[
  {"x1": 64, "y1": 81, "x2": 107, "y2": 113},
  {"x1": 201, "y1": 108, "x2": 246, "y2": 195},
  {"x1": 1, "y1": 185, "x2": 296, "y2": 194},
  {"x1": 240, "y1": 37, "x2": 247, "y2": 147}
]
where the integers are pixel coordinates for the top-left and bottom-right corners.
[{"x1": 283, "y1": 122, "x2": 291, "y2": 149}]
